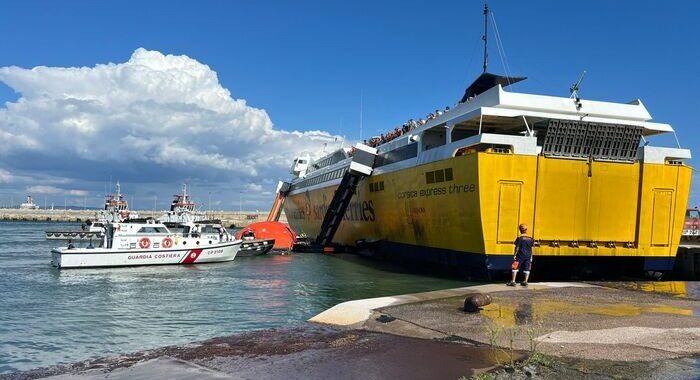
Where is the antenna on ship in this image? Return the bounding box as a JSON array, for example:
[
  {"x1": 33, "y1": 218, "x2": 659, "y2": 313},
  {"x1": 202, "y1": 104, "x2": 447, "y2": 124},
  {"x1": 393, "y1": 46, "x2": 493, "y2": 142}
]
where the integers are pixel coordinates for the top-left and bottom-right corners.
[
  {"x1": 570, "y1": 70, "x2": 586, "y2": 110},
  {"x1": 482, "y1": 1, "x2": 489, "y2": 73},
  {"x1": 569, "y1": 70, "x2": 586, "y2": 99}
]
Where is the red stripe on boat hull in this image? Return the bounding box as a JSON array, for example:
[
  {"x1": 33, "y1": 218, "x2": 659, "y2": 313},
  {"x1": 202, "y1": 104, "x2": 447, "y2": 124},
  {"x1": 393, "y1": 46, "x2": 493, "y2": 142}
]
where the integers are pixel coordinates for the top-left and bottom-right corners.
[{"x1": 181, "y1": 249, "x2": 203, "y2": 264}]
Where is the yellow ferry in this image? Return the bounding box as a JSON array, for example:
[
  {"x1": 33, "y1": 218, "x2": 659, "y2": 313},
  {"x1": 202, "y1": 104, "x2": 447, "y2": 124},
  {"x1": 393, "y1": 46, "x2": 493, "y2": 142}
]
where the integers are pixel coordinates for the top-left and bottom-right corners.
[
  {"x1": 281, "y1": 6, "x2": 692, "y2": 277},
  {"x1": 282, "y1": 74, "x2": 691, "y2": 277}
]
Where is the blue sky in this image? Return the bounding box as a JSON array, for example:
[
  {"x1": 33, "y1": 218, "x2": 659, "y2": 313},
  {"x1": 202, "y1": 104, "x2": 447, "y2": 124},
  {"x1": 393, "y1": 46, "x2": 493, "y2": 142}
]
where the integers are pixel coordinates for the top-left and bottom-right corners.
[{"x1": 0, "y1": 0, "x2": 698, "y2": 210}]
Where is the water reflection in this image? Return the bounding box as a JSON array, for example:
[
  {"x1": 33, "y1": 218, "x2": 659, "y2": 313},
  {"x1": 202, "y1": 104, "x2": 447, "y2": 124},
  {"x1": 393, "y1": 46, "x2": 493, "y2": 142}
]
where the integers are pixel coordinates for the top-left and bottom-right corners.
[{"x1": 482, "y1": 298, "x2": 695, "y2": 328}]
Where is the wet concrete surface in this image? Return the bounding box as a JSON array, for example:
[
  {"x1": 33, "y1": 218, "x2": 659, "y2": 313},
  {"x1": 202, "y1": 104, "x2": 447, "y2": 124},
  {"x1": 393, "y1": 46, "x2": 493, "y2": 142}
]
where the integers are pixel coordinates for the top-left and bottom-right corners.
[
  {"x1": 4, "y1": 326, "x2": 502, "y2": 380},
  {"x1": 363, "y1": 284, "x2": 700, "y2": 362}
]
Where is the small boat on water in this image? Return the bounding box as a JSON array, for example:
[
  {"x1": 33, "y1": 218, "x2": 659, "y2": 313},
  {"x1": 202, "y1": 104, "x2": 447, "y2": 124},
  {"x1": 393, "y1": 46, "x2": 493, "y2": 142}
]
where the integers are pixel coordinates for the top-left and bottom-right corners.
[
  {"x1": 51, "y1": 219, "x2": 241, "y2": 268},
  {"x1": 238, "y1": 237, "x2": 275, "y2": 256}
]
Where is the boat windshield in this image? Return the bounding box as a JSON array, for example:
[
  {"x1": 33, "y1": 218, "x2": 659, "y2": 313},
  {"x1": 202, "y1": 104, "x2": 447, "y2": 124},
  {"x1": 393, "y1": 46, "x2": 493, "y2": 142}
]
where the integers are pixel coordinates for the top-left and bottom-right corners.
[
  {"x1": 137, "y1": 226, "x2": 169, "y2": 234},
  {"x1": 199, "y1": 225, "x2": 222, "y2": 233}
]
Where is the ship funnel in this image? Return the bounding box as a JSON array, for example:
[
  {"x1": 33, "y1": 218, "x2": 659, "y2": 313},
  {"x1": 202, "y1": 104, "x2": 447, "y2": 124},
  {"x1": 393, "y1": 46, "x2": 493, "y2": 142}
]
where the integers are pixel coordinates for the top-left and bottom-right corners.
[{"x1": 460, "y1": 72, "x2": 526, "y2": 103}]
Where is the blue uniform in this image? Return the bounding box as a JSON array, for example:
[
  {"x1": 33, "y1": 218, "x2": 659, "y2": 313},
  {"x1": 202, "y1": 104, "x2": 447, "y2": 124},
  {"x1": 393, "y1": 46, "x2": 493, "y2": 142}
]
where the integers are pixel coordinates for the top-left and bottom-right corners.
[{"x1": 513, "y1": 235, "x2": 534, "y2": 272}]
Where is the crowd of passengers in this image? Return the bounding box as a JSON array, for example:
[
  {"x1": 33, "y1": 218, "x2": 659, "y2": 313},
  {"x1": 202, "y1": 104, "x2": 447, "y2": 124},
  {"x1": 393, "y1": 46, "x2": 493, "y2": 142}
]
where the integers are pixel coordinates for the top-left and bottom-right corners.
[{"x1": 362, "y1": 105, "x2": 451, "y2": 148}]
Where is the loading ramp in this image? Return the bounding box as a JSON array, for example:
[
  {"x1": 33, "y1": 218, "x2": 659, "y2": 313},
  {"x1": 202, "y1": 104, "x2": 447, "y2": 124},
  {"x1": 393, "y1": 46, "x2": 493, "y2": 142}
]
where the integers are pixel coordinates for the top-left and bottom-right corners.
[{"x1": 314, "y1": 144, "x2": 377, "y2": 248}]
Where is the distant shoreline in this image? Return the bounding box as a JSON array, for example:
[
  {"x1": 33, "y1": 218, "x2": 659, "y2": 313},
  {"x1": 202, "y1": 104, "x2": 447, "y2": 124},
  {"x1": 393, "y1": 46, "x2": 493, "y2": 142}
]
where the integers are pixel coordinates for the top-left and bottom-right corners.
[{"x1": 0, "y1": 209, "x2": 283, "y2": 228}]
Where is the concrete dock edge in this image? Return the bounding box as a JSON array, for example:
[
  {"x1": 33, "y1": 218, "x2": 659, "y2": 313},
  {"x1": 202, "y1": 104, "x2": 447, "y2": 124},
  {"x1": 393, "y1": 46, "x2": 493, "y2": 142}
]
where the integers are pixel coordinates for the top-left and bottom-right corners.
[{"x1": 309, "y1": 282, "x2": 596, "y2": 327}]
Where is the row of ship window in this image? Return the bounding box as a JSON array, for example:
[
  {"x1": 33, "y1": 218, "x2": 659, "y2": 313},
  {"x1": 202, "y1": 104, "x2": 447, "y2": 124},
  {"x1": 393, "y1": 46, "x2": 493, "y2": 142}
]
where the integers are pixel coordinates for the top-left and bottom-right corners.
[
  {"x1": 295, "y1": 167, "x2": 348, "y2": 189},
  {"x1": 426, "y1": 168, "x2": 454, "y2": 184},
  {"x1": 369, "y1": 181, "x2": 385, "y2": 192}
]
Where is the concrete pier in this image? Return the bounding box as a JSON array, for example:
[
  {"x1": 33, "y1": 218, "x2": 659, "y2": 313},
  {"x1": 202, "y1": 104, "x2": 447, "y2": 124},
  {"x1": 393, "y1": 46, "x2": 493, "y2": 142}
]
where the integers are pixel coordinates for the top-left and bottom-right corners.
[{"x1": 0, "y1": 208, "x2": 287, "y2": 228}]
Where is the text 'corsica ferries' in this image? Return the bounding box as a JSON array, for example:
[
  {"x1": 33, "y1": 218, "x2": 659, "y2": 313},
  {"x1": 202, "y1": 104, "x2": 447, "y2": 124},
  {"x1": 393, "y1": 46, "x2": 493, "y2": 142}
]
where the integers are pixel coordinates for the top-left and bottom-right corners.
[{"x1": 283, "y1": 72, "x2": 692, "y2": 277}]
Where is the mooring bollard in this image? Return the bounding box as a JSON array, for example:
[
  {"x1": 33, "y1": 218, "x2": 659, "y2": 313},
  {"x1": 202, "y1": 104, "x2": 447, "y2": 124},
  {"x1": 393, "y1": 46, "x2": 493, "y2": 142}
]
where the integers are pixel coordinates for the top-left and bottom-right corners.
[{"x1": 463, "y1": 293, "x2": 492, "y2": 312}]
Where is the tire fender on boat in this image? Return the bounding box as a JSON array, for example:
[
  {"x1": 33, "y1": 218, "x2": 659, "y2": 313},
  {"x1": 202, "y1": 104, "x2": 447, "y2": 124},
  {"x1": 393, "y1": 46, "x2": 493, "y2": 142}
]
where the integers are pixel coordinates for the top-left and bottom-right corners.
[
  {"x1": 162, "y1": 237, "x2": 173, "y2": 249},
  {"x1": 139, "y1": 237, "x2": 151, "y2": 249}
]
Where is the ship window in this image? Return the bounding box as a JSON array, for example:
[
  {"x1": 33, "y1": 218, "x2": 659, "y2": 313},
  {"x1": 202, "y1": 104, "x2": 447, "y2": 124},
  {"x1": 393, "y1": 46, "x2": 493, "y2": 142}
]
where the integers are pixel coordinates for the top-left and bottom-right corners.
[
  {"x1": 445, "y1": 168, "x2": 453, "y2": 181},
  {"x1": 137, "y1": 226, "x2": 168, "y2": 234},
  {"x1": 425, "y1": 169, "x2": 454, "y2": 184},
  {"x1": 422, "y1": 126, "x2": 447, "y2": 151},
  {"x1": 201, "y1": 225, "x2": 219, "y2": 233},
  {"x1": 369, "y1": 182, "x2": 384, "y2": 192},
  {"x1": 435, "y1": 170, "x2": 445, "y2": 183}
]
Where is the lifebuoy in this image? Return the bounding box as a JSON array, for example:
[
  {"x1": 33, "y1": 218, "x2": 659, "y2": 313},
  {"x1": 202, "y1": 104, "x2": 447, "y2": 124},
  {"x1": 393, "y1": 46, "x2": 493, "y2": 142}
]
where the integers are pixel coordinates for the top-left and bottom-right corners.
[
  {"x1": 161, "y1": 237, "x2": 173, "y2": 249},
  {"x1": 138, "y1": 237, "x2": 151, "y2": 249}
]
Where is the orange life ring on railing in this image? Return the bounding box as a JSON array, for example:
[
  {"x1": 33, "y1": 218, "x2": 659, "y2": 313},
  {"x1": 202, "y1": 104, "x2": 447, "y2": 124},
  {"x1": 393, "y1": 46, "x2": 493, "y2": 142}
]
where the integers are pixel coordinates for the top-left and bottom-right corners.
[
  {"x1": 138, "y1": 237, "x2": 150, "y2": 249},
  {"x1": 161, "y1": 237, "x2": 173, "y2": 249}
]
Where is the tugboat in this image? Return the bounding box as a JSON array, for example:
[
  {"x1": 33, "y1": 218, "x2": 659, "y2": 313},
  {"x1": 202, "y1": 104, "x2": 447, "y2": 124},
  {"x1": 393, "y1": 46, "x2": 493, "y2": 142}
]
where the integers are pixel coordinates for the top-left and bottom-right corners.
[
  {"x1": 45, "y1": 182, "x2": 136, "y2": 243},
  {"x1": 157, "y1": 184, "x2": 274, "y2": 256},
  {"x1": 51, "y1": 219, "x2": 241, "y2": 268}
]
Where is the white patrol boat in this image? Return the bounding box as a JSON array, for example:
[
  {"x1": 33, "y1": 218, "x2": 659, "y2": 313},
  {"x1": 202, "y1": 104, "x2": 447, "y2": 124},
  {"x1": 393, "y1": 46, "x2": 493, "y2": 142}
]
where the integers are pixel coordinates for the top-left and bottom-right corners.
[{"x1": 51, "y1": 219, "x2": 241, "y2": 269}]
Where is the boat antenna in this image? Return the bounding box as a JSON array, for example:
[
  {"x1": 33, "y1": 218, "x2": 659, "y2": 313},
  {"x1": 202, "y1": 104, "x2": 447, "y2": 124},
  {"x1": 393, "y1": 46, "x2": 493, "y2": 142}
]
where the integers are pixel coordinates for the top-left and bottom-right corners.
[
  {"x1": 570, "y1": 70, "x2": 586, "y2": 111},
  {"x1": 569, "y1": 70, "x2": 586, "y2": 99},
  {"x1": 482, "y1": 1, "x2": 489, "y2": 73}
]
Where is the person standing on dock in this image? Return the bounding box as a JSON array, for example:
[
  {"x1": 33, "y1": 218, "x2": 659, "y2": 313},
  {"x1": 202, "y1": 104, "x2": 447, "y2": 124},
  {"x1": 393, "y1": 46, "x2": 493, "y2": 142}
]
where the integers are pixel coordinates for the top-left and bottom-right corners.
[{"x1": 507, "y1": 223, "x2": 534, "y2": 287}]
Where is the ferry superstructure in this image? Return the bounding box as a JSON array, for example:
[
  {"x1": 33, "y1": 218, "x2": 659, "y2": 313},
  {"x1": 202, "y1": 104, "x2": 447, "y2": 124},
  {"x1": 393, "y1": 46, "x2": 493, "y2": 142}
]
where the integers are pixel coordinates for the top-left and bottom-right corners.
[{"x1": 282, "y1": 75, "x2": 692, "y2": 277}]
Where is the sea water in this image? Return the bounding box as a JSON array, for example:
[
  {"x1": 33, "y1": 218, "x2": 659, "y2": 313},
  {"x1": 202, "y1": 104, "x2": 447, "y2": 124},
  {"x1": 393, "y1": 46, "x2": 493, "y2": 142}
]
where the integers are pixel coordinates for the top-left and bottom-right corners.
[{"x1": 0, "y1": 221, "x2": 470, "y2": 374}]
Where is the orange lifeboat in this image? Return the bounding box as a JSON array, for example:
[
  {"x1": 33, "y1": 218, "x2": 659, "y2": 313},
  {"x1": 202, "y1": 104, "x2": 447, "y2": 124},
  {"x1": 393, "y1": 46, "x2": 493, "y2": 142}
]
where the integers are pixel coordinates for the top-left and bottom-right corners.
[
  {"x1": 235, "y1": 222, "x2": 296, "y2": 251},
  {"x1": 235, "y1": 182, "x2": 296, "y2": 251}
]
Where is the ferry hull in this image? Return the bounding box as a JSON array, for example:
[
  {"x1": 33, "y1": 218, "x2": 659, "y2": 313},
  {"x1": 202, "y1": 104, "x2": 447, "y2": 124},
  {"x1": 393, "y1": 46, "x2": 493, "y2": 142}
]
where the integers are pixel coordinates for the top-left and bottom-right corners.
[
  {"x1": 284, "y1": 152, "x2": 693, "y2": 276},
  {"x1": 51, "y1": 241, "x2": 241, "y2": 268}
]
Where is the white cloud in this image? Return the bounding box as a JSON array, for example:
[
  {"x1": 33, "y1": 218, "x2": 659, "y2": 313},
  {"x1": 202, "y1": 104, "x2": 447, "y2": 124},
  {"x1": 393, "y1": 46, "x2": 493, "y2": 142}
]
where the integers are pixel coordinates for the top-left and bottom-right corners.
[
  {"x1": 25, "y1": 185, "x2": 88, "y2": 197},
  {"x1": 66, "y1": 189, "x2": 89, "y2": 197},
  {"x1": 0, "y1": 48, "x2": 338, "y2": 205},
  {"x1": 245, "y1": 183, "x2": 264, "y2": 192},
  {"x1": 0, "y1": 168, "x2": 12, "y2": 183},
  {"x1": 26, "y1": 185, "x2": 62, "y2": 194}
]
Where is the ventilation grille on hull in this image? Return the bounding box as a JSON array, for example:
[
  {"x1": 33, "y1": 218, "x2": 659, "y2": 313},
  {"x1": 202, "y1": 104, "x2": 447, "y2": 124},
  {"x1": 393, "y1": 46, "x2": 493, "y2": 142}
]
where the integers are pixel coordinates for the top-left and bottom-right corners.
[{"x1": 541, "y1": 119, "x2": 642, "y2": 162}]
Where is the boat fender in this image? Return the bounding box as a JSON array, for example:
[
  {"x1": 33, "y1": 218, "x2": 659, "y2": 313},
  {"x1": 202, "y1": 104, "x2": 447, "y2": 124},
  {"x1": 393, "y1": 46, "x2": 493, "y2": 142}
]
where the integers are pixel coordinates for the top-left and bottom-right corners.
[
  {"x1": 463, "y1": 293, "x2": 492, "y2": 313},
  {"x1": 162, "y1": 237, "x2": 173, "y2": 249},
  {"x1": 174, "y1": 235, "x2": 180, "y2": 246},
  {"x1": 139, "y1": 237, "x2": 151, "y2": 249}
]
